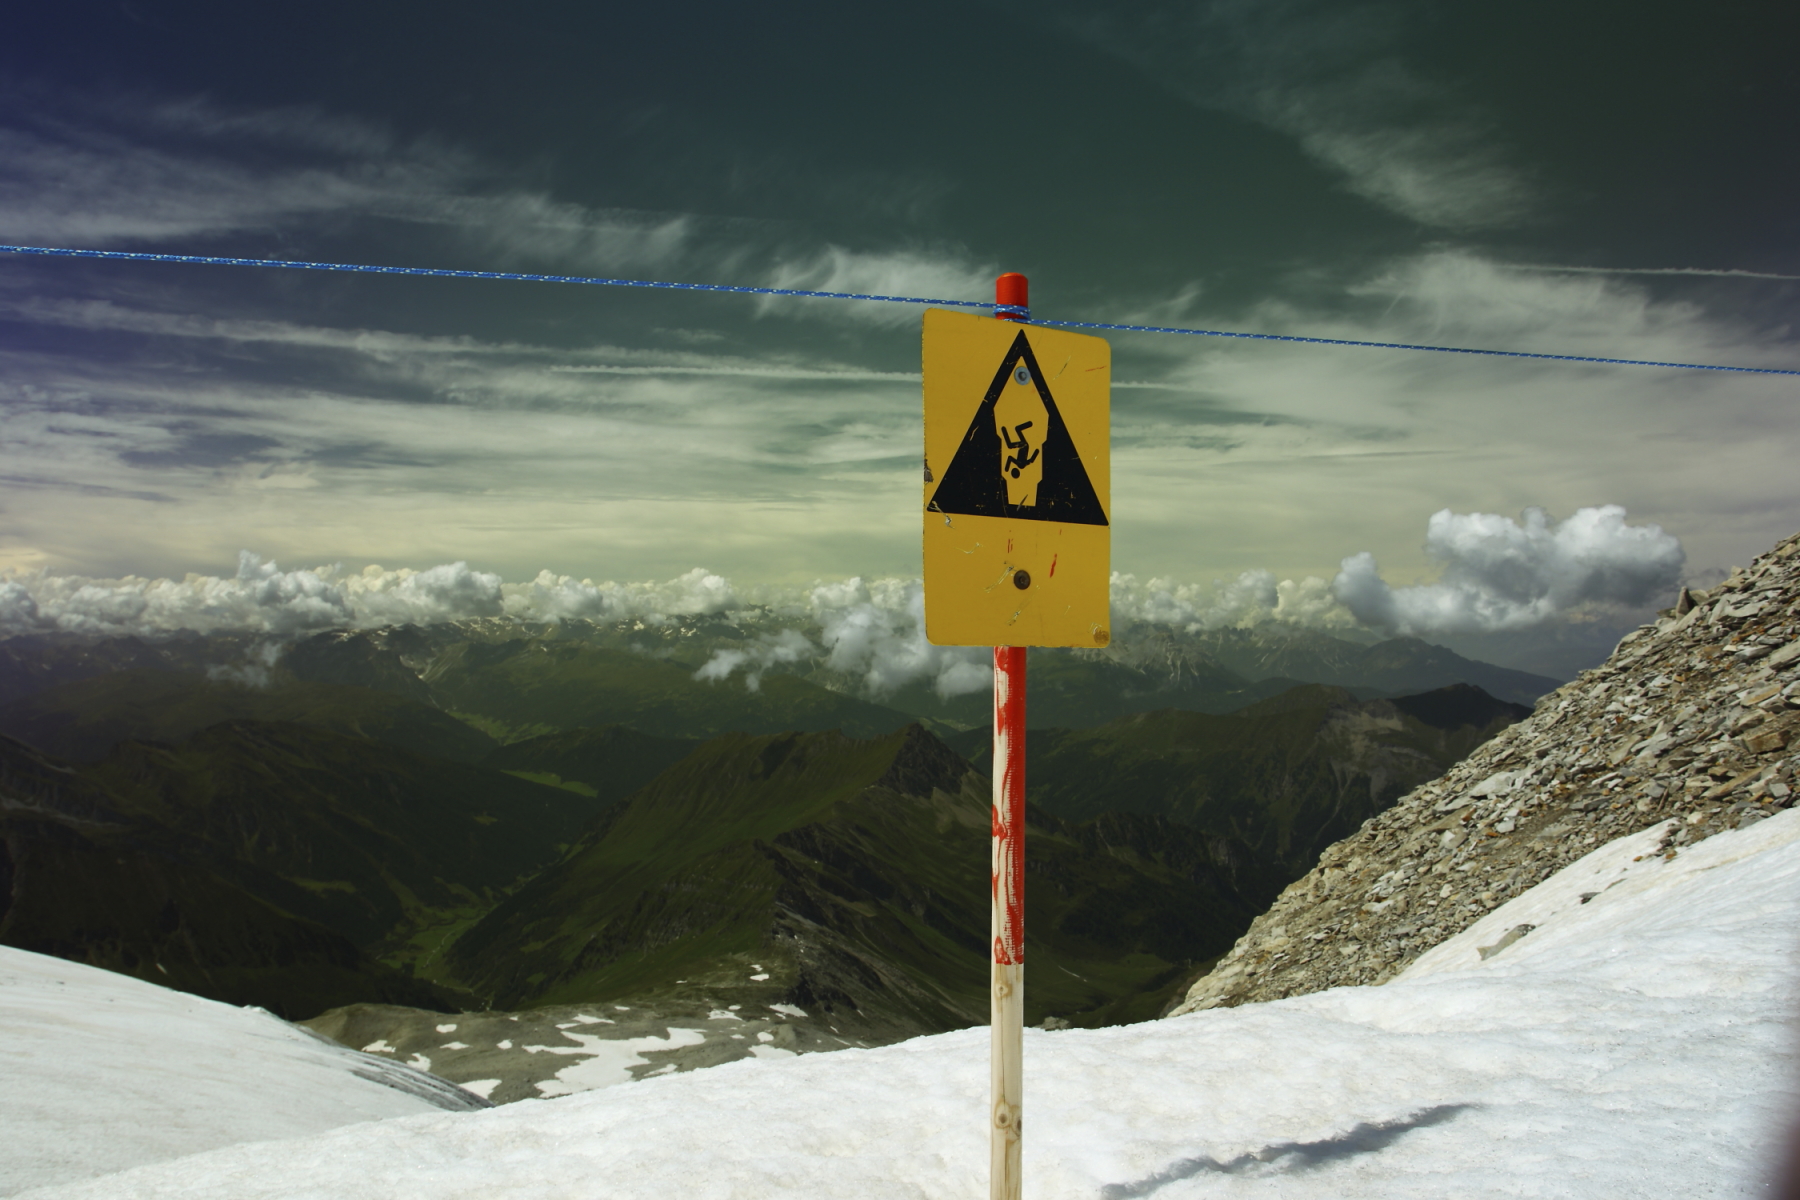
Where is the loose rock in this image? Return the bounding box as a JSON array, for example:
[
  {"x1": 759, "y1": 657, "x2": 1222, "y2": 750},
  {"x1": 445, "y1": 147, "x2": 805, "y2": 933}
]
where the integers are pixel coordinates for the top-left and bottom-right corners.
[{"x1": 1171, "y1": 529, "x2": 1800, "y2": 1015}]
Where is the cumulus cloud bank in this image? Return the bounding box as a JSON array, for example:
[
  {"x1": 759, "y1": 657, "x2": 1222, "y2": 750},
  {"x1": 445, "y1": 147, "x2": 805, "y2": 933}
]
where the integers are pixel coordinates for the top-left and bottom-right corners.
[
  {"x1": 0, "y1": 504, "x2": 1687, "y2": 694},
  {"x1": 0, "y1": 553, "x2": 733, "y2": 640},
  {"x1": 505, "y1": 567, "x2": 737, "y2": 625},
  {"x1": 808, "y1": 578, "x2": 991, "y2": 699},
  {"x1": 1333, "y1": 506, "x2": 1685, "y2": 634},
  {"x1": 1110, "y1": 569, "x2": 1352, "y2": 632},
  {"x1": 1095, "y1": 505, "x2": 1686, "y2": 642},
  {"x1": 1, "y1": 552, "x2": 354, "y2": 638},
  {"x1": 691, "y1": 577, "x2": 991, "y2": 700}
]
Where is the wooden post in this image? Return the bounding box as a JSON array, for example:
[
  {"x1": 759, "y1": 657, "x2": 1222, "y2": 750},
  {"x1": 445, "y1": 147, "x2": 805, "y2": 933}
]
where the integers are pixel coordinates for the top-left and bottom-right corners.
[
  {"x1": 991, "y1": 272, "x2": 1029, "y2": 1200},
  {"x1": 991, "y1": 644, "x2": 1027, "y2": 1200}
]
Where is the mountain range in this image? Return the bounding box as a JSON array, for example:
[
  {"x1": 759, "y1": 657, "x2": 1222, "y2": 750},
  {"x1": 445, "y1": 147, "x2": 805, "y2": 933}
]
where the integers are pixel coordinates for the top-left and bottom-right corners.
[
  {"x1": 0, "y1": 616, "x2": 1562, "y2": 737},
  {"x1": 0, "y1": 613, "x2": 1539, "y2": 1039}
]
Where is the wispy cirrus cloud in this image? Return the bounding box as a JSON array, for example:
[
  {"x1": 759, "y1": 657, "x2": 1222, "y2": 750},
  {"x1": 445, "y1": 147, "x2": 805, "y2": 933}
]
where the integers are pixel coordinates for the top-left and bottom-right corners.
[
  {"x1": 1502, "y1": 264, "x2": 1800, "y2": 283},
  {"x1": 0, "y1": 106, "x2": 698, "y2": 272},
  {"x1": 0, "y1": 280, "x2": 933, "y2": 582},
  {"x1": 1058, "y1": 0, "x2": 1535, "y2": 230},
  {"x1": 755, "y1": 244, "x2": 996, "y2": 326},
  {"x1": 0, "y1": 88, "x2": 993, "y2": 308}
]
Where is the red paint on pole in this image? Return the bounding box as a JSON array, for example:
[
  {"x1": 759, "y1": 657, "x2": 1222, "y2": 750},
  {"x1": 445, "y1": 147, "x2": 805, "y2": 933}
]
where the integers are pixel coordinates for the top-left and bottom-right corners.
[
  {"x1": 992, "y1": 644, "x2": 1027, "y2": 965},
  {"x1": 992, "y1": 271, "x2": 1028, "y2": 969},
  {"x1": 991, "y1": 270, "x2": 1030, "y2": 1200},
  {"x1": 995, "y1": 272, "x2": 1028, "y2": 322}
]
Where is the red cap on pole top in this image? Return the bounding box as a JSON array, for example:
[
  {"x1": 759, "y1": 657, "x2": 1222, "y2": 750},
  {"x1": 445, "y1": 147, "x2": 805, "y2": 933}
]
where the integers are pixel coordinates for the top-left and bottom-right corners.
[{"x1": 995, "y1": 273, "x2": 1029, "y2": 322}]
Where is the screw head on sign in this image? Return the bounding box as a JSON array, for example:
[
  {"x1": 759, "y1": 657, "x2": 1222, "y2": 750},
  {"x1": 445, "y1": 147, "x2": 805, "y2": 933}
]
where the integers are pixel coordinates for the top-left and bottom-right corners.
[
  {"x1": 1014, "y1": 366, "x2": 1030, "y2": 385},
  {"x1": 1013, "y1": 570, "x2": 1031, "y2": 590}
]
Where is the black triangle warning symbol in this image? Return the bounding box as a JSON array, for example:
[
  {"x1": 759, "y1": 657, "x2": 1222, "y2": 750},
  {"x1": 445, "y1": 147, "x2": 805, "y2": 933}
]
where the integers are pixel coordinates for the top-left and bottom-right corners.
[{"x1": 926, "y1": 329, "x2": 1108, "y2": 526}]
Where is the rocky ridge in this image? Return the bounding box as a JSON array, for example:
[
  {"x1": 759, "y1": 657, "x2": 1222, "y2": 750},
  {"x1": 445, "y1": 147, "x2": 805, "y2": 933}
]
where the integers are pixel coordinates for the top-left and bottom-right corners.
[{"x1": 1172, "y1": 529, "x2": 1800, "y2": 1014}]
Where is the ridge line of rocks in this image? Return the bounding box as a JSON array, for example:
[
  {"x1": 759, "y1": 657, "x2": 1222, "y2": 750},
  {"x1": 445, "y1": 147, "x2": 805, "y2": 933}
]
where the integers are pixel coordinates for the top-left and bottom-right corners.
[{"x1": 1171, "y1": 529, "x2": 1800, "y2": 1014}]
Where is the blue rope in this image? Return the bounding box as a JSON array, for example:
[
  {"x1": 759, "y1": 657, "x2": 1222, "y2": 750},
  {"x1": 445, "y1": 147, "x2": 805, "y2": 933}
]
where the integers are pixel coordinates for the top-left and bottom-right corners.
[
  {"x1": 1028, "y1": 317, "x2": 1800, "y2": 377},
  {"x1": 0, "y1": 243, "x2": 997, "y2": 311},
  {"x1": 3, "y1": 242, "x2": 1794, "y2": 377}
]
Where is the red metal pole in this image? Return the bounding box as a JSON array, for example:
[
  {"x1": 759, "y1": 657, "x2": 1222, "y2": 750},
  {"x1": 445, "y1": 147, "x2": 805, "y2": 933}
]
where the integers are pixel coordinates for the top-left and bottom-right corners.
[{"x1": 991, "y1": 272, "x2": 1028, "y2": 1200}]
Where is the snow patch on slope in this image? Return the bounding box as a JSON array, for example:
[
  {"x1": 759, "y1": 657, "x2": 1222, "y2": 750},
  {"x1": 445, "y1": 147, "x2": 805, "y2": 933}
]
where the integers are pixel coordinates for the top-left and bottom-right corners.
[
  {"x1": 15, "y1": 809, "x2": 1800, "y2": 1198},
  {"x1": 0, "y1": 951, "x2": 487, "y2": 1197}
]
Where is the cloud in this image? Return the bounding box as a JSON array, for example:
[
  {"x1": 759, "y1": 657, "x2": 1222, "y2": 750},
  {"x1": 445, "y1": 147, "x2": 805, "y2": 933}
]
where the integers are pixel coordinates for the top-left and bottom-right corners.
[
  {"x1": 8, "y1": 551, "x2": 353, "y2": 638},
  {"x1": 1338, "y1": 251, "x2": 1744, "y2": 356},
  {"x1": 0, "y1": 88, "x2": 996, "y2": 320},
  {"x1": 0, "y1": 91, "x2": 699, "y2": 273},
  {"x1": 691, "y1": 577, "x2": 992, "y2": 699},
  {"x1": 346, "y1": 561, "x2": 506, "y2": 625},
  {"x1": 0, "y1": 555, "x2": 744, "y2": 639},
  {"x1": 757, "y1": 245, "x2": 995, "y2": 326},
  {"x1": 1110, "y1": 569, "x2": 1353, "y2": 631},
  {"x1": 1505, "y1": 264, "x2": 1800, "y2": 283},
  {"x1": 2, "y1": 550, "x2": 998, "y2": 700},
  {"x1": 1332, "y1": 505, "x2": 1685, "y2": 634},
  {"x1": 1060, "y1": 1, "x2": 1534, "y2": 229},
  {"x1": 0, "y1": 121, "x2": 447, "y2": 247},
  {"x1": 0, "y1": 507, "x2": 1688, "y2": 692},
  {"x1": 511, "y1": 567, "x2": 739, "y2": 624},
  {"x1": 206, "y1": 640, "x2": 285, "y2": 689},
  {"x1": 807, "y1": 577, "x2": 992, "y2": 698},
  {"x1": 0, "y1": 579, "x2": 42, "y2": 637},
  {"x1": 1285, "y1": 118, "x2": 1531, "y2": 231},
  {"x1": 693, "y1": 628, "x2": 816, "y2": 692}
]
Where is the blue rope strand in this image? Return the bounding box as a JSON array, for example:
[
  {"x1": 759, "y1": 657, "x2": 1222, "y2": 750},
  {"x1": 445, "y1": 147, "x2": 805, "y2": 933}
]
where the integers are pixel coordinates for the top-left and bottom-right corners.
[
  {"x1": 3, "y1": 242, "x2": 1795, "y2": 377},
  {"x1": 0, "y1": 243, "x2": 997, "y2": 311},
  {"x1": 1029, "y1": 317, "x2": 1800, "y2": 377}
]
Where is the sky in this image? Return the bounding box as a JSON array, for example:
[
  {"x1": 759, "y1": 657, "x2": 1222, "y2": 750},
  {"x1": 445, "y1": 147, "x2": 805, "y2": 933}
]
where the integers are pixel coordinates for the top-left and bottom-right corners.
[{"x1": 1, "y1": 1, "x2": 1796, "y2": 667}]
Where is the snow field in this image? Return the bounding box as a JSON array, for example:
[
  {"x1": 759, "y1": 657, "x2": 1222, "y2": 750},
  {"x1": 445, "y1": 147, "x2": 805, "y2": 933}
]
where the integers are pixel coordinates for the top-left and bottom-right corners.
[
  {"x1": 524, "y1": 1027, "x2": 708, "y2": 1095},
  {"x1": 12, "y1": 808, "x2": 1800, "y2": 1199},
  {"x1": 0, "y1": 953, "x2": 481, "y2": 1197}
]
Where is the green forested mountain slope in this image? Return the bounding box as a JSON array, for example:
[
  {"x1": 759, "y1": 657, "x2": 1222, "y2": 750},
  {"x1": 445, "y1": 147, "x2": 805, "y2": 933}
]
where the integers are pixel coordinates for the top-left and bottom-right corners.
[
  {"x1": 0, "y1": 616, "x2": 1531, "y2": 1035},
  {"x1": 81, "y1": 721, "x2": 606, "y2": 952},
  {"x1": 423, "y1": 640, "x2": 923, "y2": 741},
  {"x1": 448, "y1": 726, "x2": 1269, "y2": 1034},
  {"x1": 824, "y1": 646, "x2": 1272, "y2": 730},
  {"x1": 0, "y1": 734, "x2": 453, "y2": 1018},
  {"x1": 951, "y1": 684, "x2": 1529, "y2": 878},
  {"x1": 0, "y1": 670, "x2": 496, "y2": 764},
  {"x1": 1167, "y1": 628, "x2": 1561, "y2": 707},
  {"x1": 481, "y1": 725, "x2": 701, "y2": 803}
]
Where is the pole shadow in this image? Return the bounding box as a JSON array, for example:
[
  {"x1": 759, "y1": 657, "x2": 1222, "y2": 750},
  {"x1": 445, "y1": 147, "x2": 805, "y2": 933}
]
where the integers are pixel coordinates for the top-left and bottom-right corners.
[{"x1": 1099, "y1": 1104, "x2": 1475, "y2": 1198}]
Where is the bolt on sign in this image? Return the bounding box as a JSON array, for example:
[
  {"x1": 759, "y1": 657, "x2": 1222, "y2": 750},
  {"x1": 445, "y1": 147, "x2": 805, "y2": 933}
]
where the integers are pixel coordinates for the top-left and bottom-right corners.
[{"x1": 921, "y1": 308, "x2": 1111, "y2": 648}]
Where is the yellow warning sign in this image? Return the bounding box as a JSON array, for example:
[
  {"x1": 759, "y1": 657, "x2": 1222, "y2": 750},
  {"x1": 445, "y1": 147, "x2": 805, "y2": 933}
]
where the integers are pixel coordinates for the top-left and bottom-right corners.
[{"x1": 922, "y1": 308, "x2": 1110, "y2": 647}]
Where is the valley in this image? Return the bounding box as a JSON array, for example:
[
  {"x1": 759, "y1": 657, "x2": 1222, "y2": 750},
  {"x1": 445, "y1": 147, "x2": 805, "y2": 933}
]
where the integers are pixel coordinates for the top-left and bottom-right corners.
[{"x1": 0, "y1": 618, "x2": 1547, "y2": 1094}]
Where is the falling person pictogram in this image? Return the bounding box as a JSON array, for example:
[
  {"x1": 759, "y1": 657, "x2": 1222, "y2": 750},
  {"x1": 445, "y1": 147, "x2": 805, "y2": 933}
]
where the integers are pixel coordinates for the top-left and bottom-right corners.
[{"x1": 926, "y1": 329, "x2": 1106, "y2": 526}]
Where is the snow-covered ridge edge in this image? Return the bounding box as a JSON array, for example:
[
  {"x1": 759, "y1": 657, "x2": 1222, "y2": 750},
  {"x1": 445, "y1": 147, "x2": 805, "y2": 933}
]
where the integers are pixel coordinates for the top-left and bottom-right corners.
[
  {"x1": 1173, "y1": 528, "x2": 1800, "y2": 1014},
  {"x1": 15, "y1": 803, "x2": 1800, "y2": 1200}
]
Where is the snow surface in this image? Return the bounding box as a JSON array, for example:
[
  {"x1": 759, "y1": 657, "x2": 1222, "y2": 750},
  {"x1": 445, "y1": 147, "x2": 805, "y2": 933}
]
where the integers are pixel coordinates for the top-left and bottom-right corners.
[
  {"x1": 523, "y1": 1027, "x2": 709, "y2": 1096},
  {"x1": 0, "y1": 952, "x2": 484, "y2": 1197},
  {"x1": 13, "y1": 810, "x2": 1800, "y2": 1199}
]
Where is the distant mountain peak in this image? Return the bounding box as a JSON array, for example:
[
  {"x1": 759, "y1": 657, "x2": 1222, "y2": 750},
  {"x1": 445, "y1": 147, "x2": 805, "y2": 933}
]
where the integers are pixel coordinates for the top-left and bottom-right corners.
[{"x1": 873, "y1": 724, "x2": 973, "y2": 798}]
